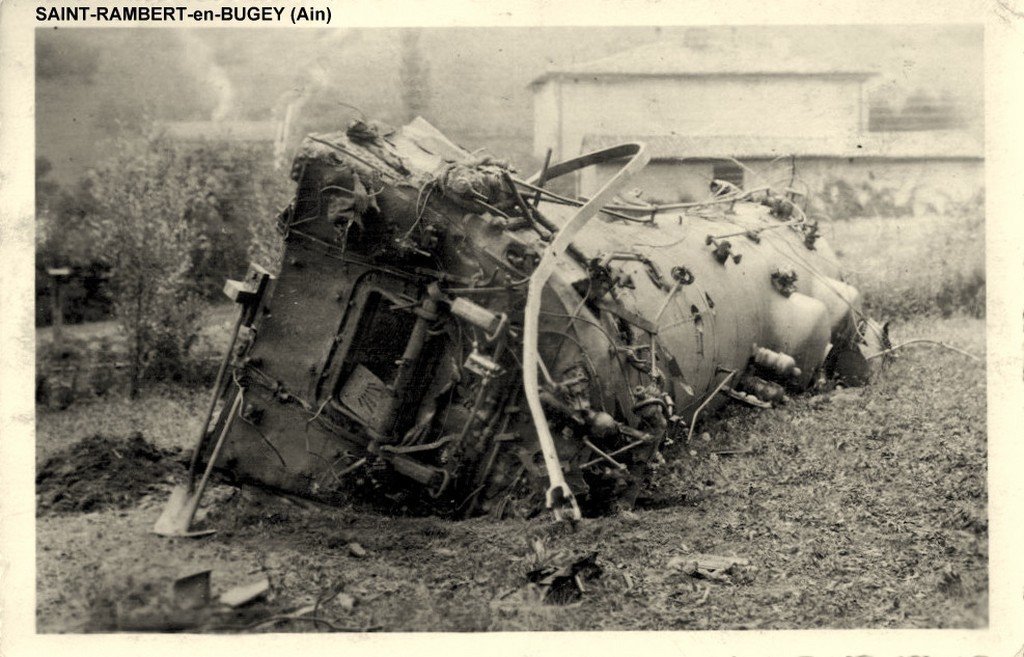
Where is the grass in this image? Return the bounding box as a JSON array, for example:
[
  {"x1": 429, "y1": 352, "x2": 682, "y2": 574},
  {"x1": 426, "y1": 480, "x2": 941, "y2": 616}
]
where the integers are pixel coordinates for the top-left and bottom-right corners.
[
  {"x1": 35, "y1": 304, "x2": 237, "y2": 407},
  {"x1": 35, "y1": 384, "x2": 205, "y2": 463},
  {"x1": 823, "y1": 212, "x2": 985, "y2": 319},
  {"x1": 36, "y1": 314, "x2": 986, "y2": 632}
]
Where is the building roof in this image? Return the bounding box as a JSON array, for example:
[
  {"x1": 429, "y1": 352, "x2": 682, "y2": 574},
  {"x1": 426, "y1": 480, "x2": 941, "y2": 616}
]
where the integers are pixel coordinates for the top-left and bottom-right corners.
[
  {"x1": 580, "y1": 131, "x2": 984, "y2": 161},
  {"x1": 158, "y1": 121, "x2": 279, "y2": 142},
  {"x1": 531, "y1": 39, "x2": 877, "y2": 85}
]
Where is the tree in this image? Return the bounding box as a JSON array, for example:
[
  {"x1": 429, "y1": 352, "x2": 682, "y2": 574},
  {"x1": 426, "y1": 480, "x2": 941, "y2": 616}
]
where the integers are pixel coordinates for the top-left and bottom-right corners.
[
  {"x1": 86, "y1": 132, "x2": 212, "y2": 397},
  {"x1": 171, "y1": 142, "x2": 288, "y2": 292},
  {"x1": 36, "y1": 159, "x2": 113, "y2": 326}
]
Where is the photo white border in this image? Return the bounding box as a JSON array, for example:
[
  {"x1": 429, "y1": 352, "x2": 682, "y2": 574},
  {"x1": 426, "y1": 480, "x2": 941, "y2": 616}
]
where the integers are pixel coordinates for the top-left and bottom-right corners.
[{"x1": 2, "y1": 0, "x2": 1021, "y2": 655}]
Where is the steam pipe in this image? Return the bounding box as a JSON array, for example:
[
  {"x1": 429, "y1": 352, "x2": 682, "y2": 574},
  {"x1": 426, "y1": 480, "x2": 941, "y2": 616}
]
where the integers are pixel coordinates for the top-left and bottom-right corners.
[
  {"x1": 382, "y1": 294, "x2": 440, "y2": 435},
  {"x1": 522, "y1": 142, "x2": 650, "y2": 523}
]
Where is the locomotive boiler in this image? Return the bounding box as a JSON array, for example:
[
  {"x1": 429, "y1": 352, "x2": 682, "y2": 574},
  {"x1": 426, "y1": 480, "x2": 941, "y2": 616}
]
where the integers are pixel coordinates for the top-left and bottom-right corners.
[{"x1": 156, "y1": 118, "x2": 879, "y2": 534}]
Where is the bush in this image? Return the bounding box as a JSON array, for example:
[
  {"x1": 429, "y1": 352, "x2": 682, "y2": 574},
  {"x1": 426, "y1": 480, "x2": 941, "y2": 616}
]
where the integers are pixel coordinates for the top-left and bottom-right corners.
[
  {"x1": 36, "y1": 160, "x2": 115, "y2": 326},
  {"x1": 85, "y1": 132, "x2": 211, "y2": 397},
  {"x1": 167, "y1": 141, "x2": 288, "y2": 295},
  {"x1": 36, "y1": 336, "x2": 124, "y2": 407},
  {"x1": 35, "y1": 139, "x2": 289, "y2": 330},
  {"x1": 812, "y1": 177, "x2": 984, "y2": 220},
  {"x1": 36, "y1": 338, "x2": 89, "y2": 409},
  {"x1": 74, "y1": 127, "x2": 291, "y2": 396},
  {"x1": 35, "y1": 264, "x2": 115, "y2": 327}
]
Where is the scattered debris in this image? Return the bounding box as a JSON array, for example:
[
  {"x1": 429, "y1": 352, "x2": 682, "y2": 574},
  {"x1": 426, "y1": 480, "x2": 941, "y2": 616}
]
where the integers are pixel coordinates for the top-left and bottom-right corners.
[
  {"x1": 830, "y1": 387, "x2": 864, "y2": 404},
  {"x1": 172, "y1": 569, "x2": 212, "y2": 610},
  {"x1": 36, "y1": 312, "x2": 986, "y2": 632},
  {"x1": 219, "y1": 576, "x2": 271, "y2": 608},
  {"x1": 245, "y1": 613, "x2": 382, "y2": 633},
  {"x1": 92, "y1": 571, "x2": 373, "y2": 633},
  {"x1": 695, "y1": 583, "x2": 712, "y2": 605},
  {"x1": 333, "y1": 593, "x2": 356, "y2": 612},
  {"x1": 866, "y1": 338, "x2": 981, "y2": 363},
  {"x1": 668, "y1": 553, "x2": 751, "y2": 583},
  {"x1": 526, "y1": 547, "x2": 604, "y2": 605}
]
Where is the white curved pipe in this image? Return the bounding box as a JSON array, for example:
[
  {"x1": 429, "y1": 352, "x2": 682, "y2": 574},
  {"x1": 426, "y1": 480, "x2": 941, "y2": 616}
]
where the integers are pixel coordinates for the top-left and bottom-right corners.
[{"x1": 521, "y1": 142, "x2": 650, "y2": 521}]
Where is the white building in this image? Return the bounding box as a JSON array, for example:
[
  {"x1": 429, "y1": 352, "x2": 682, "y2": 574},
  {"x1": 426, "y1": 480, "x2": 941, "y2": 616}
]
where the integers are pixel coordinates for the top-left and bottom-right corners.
[{"x1": 531, "y1": 39, "x2": 983, "y2": 213}]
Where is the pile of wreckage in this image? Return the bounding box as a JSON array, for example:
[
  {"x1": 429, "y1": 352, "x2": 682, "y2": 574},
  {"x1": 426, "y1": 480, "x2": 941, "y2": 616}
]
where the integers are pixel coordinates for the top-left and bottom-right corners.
[{"x1": 155, "y1": 117, "x2": 886, "y2": 536}]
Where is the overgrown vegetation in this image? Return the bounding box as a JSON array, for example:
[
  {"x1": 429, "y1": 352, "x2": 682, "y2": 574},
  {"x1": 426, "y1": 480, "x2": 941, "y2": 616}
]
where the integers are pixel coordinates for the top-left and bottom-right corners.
[
  {"x1": 824, "y1": 211, "x2": 985, "y2": 320},
  {"x1": 36, "y1": 128, "x2": 288, "y2": 395},
  {"x1": 35, "y1": 336, "x2": 120, "y2": 409},
  {"x1": 85, "y1": 133, "x2": 210, "y2": 396},
  {"x1": 35, "y1": 158, "x2": 111, "y2": 326},
  {"x1": 811, "y1": 176, "x2": 983, "y2": 220}
]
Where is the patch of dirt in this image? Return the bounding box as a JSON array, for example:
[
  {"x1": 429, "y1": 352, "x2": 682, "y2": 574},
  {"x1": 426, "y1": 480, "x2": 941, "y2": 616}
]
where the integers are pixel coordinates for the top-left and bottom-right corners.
[{"x1": 36, "y1": 432, "x2": 180, "y2": 517}]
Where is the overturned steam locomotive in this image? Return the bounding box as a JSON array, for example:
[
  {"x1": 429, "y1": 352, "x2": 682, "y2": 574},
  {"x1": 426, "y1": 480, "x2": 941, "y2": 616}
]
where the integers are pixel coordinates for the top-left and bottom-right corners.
[{"x1": 157, "y1": 118, "x2": 883, "y2": 534}]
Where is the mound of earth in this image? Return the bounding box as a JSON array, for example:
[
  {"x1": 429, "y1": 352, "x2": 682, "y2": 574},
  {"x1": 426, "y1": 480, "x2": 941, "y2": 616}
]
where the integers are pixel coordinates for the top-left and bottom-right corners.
[{"x1": 36, "y1": 432, "x2": 181, "y2": 516}]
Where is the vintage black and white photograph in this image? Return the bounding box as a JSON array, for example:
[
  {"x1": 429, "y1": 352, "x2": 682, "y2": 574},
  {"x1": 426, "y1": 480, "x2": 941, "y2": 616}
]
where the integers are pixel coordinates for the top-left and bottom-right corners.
[{"x1": 28, "y1": 21, "x2": 990, "y2": 634}]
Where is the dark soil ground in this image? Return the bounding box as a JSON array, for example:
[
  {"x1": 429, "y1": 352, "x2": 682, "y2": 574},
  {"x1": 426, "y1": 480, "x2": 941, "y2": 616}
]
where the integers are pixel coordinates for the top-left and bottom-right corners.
[
  {"x1": 36, "y1": 433, "x2": 181, "y2": 516},
  {"x1": 35, "y1": 316, "x2": 986, "y2": 633}
]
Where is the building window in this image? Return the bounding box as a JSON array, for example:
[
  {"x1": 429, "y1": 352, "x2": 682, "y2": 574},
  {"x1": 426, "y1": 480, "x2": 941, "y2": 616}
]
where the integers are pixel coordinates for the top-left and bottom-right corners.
[{"x1": 712, "y1": 161, "x2": 744, "y2": 189}]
